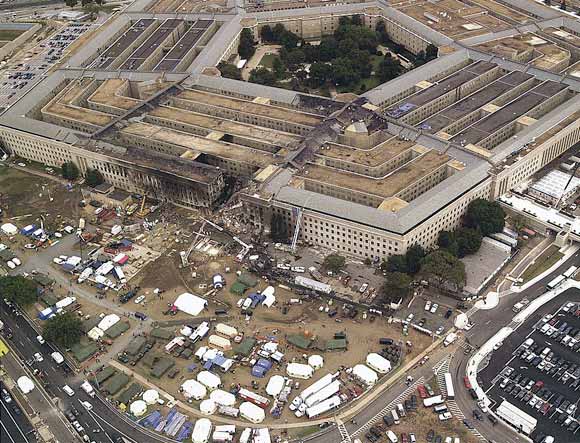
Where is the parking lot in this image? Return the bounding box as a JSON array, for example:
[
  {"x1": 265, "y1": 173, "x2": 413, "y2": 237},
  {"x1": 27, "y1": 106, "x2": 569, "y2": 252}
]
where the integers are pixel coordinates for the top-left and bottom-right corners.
[
  {"x1": 480, "y1": 288, "x2": 580, "y2": 442},
  {"x1": 0, "y1": 22, "x2": 92, "y2": 109}
]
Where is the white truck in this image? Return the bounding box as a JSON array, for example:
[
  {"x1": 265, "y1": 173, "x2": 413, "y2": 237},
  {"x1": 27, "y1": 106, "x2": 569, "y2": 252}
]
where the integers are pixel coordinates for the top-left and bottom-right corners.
[
  {"x1": 80, "y1": 381, "x2": 95, "y2": 398},
  {"x1": 444, "y1": 332, "x2": 458, "y2": 347}
]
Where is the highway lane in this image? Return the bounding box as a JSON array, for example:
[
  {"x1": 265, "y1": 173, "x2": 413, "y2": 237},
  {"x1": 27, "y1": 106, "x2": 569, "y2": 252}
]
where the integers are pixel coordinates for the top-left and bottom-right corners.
[{"x1": 0, "y1": 383, "x2": 35, "y2": 443}]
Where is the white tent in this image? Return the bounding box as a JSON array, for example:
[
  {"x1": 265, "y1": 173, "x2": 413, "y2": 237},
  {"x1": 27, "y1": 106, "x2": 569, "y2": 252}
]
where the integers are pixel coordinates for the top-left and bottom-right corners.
[
  {"x1": 97, "y1": 313, "x2": 120, "y2": 332},
  {"x1": 87, "y1": 327, "x2": 104, "y2": 341},
  {"x1": 181, "y1": 379, "x2": 207, "y2": 400},
  {"x1": 173, "y1": 292, "x2": 207, "y2": 316},
  {"x1": 142, "y1": 389, "x2": 159, "y2": 405},
  {"x1": 308, "y1": 355, "x2": 324, "y2": 370},
  {"x1": 55, "y1": 296, "x2": 76, "y2": 309},
  {"x1": 262, "y1": 342, "x2": 278, "y2": 353},
  {"x1": 261, "y1": 286, "x2": 276, "y2": 307},
  {"x1": 17, "y1": 376, "x2": 34, "y2": 394},
  {"x1": 240, "y1": 428, "x2": 271, "y2": 443},
  {"x1": 130, "y1": 400, "x2": 147, "y2": 416},
  {"x1": 209, "y1": 389, "x2": 236, "y2": 407},
  {"x1": 208, "y1": 335, "x2": 231, "y2": 350},
  {"x1": 239, "y1": 402, "x2": 265, "y2": 423},
  {"x1": 266, "y1": 375, "x2": 285, "y2": 397},
  {"x1": 286, "y1": 363, "x2": 314, "y2": 379},
  {"x1": 180, "y1": 326, "x2": 193, "y2": 337},
  {"x1": 366, "y1": 353, "x2": 391, "y2": 374},
  {"x1": 199, "y1": 399, "x2": 217, "y2": 415},
  {"x1": 192, "y1": 418, "x2": 213, "y2": 443},
  {"x1": 352, "y1": 364, "x2": 378, "y2": 386},
  {"x1": 1, "y1": 223, "x2": 18, "y2": 235},
  {"x1": 197, "y1": 371, "x2": 221, "y2": 391},
  {"x1": 216, "y1": 323, "x2": 237, "y2": 338},
  {"x1": 455, "y1": 312, "x2": 469, "y2": 329}
]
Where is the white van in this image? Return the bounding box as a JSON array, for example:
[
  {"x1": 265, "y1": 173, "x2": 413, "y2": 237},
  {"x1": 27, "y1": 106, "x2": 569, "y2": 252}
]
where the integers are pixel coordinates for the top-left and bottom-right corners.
[
  {"x1": 80, "y1": 400, "x2": 93, "y2": 411},
  {"x1": 386, "y1": 430, "x2": 398, "y2": 443},
  {"x1": 51, "y1": 352, "x2": 64, "y2": 365},
  {"x1": 63, "y1": 385, "x2": 75, "y2": 396},
  {"x1": 397, "y1": 403, "x2": 406, "y2": 417},
  {"x1": 391, "y1": 409, "x2": 400, "y2": 424}
]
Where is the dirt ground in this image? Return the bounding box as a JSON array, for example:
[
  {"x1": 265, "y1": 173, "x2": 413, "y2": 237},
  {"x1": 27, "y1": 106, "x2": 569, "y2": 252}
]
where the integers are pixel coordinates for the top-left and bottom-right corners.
[
  {"x1": 121, "y1": 251, "x2": 434, "y2": 422},
  {"x1": 0, "y1": 166, "x2": 82, "y2": 230},
  {"x1": 396, "y1": 406, "x2": 478, "y2": 443}
]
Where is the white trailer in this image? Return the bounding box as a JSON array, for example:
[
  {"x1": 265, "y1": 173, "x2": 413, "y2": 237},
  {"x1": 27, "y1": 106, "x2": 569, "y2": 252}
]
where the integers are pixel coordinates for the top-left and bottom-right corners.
[
  {"x1": 305, "y1": 395, "x2": 341, "y2": 418},
  {"x1": 304, "y1": 380, "x2": 341, "y2": 408},
  {"x1": 496, "y1": 400, "x2": 537, "y2": 435},
  {"x1": 294, "y1": 276, "x2": 332, "y2": 294},
  {"x1": 299, "y1": 373, "x2": 335, "y2": 401},
  {"x1": 444, "y1": 373, "x2": 455, "y2": 400},
  {"x1": 423, "y1": 395, "x2": 445, "y2": 407}
]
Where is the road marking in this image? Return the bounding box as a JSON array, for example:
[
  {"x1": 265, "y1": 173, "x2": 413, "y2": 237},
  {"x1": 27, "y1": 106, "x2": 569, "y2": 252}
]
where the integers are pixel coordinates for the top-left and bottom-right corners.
[
  {"x1": 84, "y1": 408, "x2": 116, "y2": 443},
  {"x1": 350, "y1": 376, "x2": 425, "y2": 438},
  {"x1": 0, "y1": 419, "x2": 17, "y2": 443},
  {"x1": 1, "y1": 401, "x2": 30, "y2": 442},
  {"x1": 335, "y1": 418, "x2": 351, "y2": 443}
]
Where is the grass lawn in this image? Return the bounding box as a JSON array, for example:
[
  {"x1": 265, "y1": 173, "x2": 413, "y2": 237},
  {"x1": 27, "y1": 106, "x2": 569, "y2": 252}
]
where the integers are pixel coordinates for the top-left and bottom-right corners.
[
  {"x1": 521, "y1": 245, "x2": 563, "y2": 282},
  {"x1": 258, "y1": 53, "x2": 276, "y2": 69},
  {"x1": 0, "y1": 30, "x2": 24, "y2": 41}
]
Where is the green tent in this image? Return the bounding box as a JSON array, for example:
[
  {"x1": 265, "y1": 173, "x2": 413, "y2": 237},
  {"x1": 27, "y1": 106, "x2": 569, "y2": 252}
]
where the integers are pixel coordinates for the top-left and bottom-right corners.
[
  {"x1": 287, "y1": 334, "x2": 313, "y2": 350},
  {"x1": 325, "y1": 338, "x2": 348, "y2": 351},
  {"x1": 229, "y1": 281, "x2": 247, "y2": 296},
  {"x1": 234, "y1": 337, "x2": 257, "y2": 356}
]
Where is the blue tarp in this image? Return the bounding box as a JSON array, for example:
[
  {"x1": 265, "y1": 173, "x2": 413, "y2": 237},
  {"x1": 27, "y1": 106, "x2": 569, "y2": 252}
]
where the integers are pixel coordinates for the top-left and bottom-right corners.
[
  {"x1": 256, "y1": 358, "x2": 272, "y2": 370},
  {"x1": 176, "y1": 422, "x2": 193, "y2": 441},
  {"x1": 139, "y1": 411, "x2": 162, "y2": 429},
  {"x1": 251, "y1": 366, "x2": 267, "y2": 378},
  {"x1": 20, "y1": 225, "x2": 36, "y2": 235},
  {"x1": 203, "y1": 360, "x2": 213, "y2": 370}
]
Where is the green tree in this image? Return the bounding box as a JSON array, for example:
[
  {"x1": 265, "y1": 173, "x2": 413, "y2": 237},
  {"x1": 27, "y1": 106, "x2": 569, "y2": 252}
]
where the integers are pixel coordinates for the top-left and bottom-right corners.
[
  {"x1": 383, "y1": 254, "x2": 407, "y2": 273},
  {"x1": 381, "y1": 272, "x2": 412, "y2": 303},
  {"x1": 61, "y1": 161, "x2": 79, "y2": 180},
  {"x1": 272, "y1": 23, "x2": 286, "y2": 42},
  {"x1": 464, "y1": 198, "x2": 505, "y2": 236},
  {"x1": 318, "y1": 37, "x2": 338, "y2": 62},
  {"x1": 421, "y1": 250, "x2": 466, "y2": 289},
  {"x1": 426, "y1": 44, "x2": 438, "y2": 60},
  {"x1": 331, "y1": 57, "x2": 360, "y2": 86},
  {"x1": 378, "y1": 55, "x2": 403, "y2": 82},
  {"x1": 218, "y1": 62, "x2": 242, "y2": 80},
  {"x1": 455, "y1": 227, "x2": 482, "y2": 258},
  {"x1": 303, "y1": 44, "x2": 320, "y2": 63},
  {"x1": 308, "y1": 62, "x2": 333, "y2": 87},
  {"x1": 260, "y1": 25, "x2": 274, "y2": 42},
  {"x1": 249, "y1": 67, "x2": 276, "y2": 86},
  {"x1": 85, "y1": 168, "x2": 104, "y2": 187},
  {"x1": 0, "y1": 276, "x2": 38, "y2": 307},
  {"x1": 285, "y1": 49, "x2": 305, "y2": 70},
  {"x1": 43, "y1": 312, "x2": 83, "y2": 348},
  {"x1": 323, "y1": 253, "x2": 346, "y2": 273},
  {"x1": 272, "y1": 57, "x2": 286, "y2": 79},
  {"x1": 406, "y1": 244, "x2": 426, "y2": 274},
  {"x1": 437, "y1": 230, "x2": 459, "y2": 256},
  {"x1": 65, "y1": 0, "x2": 78, "y2": 7},
  {"x1": 238, "y1": 28, "x2": 256, "y2": 60}
]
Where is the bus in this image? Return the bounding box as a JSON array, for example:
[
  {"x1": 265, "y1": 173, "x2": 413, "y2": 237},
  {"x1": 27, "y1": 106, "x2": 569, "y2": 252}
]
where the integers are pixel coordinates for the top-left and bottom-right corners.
[
  {"x1": 444, "y1": 373, "x2": 455, "y2": 400},
  {"x1": 563, "y1": 266, "x2": 578, "y2": 279},
  {"x1": 547, "y1": 275, "x2": 566, "y2": 290}
]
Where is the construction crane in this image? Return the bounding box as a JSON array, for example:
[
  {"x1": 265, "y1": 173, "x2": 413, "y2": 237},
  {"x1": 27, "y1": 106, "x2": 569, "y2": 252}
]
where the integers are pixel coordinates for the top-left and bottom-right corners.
[
  {"x1": 136, "y1": 195, "x2": 149, "y2": 218},
  {"x1": 182, "y1": 222, "x2": 207, "y2": 266}
]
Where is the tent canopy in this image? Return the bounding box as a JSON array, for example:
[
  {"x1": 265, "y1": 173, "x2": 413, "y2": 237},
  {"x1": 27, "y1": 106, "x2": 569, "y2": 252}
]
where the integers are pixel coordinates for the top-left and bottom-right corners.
[{"x1": 174, "y1": 292, "x2": 208, "y2": 316}]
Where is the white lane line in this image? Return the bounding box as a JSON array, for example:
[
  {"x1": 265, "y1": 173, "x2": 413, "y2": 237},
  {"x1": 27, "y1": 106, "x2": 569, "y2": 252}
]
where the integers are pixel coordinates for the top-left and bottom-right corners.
[
  {"x1": 84, "y1": 408, "x2": 115, "y2": 443},
  {"x1": 87, "y1": 409, "x2": 138, "y2": 443},
  {"x1": 0, "y1": 419, "x2": 17, "y2": 443},
  {"x1": 0, "y1": 401, "x2": 29, "y2": 442}
]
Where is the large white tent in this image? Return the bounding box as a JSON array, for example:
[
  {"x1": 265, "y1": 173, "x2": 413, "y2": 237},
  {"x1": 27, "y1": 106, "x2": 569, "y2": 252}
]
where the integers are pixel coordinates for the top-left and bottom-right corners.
[
  {"x1": 352, "y1": 364, "x2": 378, "y2": 386},
  {"x1": 209, "y1": 389, "x2": 236, "y2": 407},
  {"x1": 365, "y1": 353, "x2": 391, "y2": 374},
  {"x1": 130, "y1": 400, "x2": 147, "y2": 416},
  {"x1": 1, "y1": 223, "x2": 18, "y2": 235},
  {"x1": 199, "y1": 399, "x2": 217, "y2": 415},
  {"x1": 286, "y1": 363, "x2": 314, "y2": 379},
  {"x1": 308, "y1": 355, "x2": 324, "y2": 370},
  {"x1": 181, "y1": 379, "x2": 207, "y2": 400},
  {"x1": 97, "y1": 313, "x2": 120, "y2": 332},
  {"x1": 142, "y1": 389, "x2": 159, "y2": 405},
  {"x1": 197, "y1": 371, "x2": 221, "y2": 391},
  {"x1": 266, "y1": 375, "x2": 285, "y2": 397},
  {"x1": 239, "y1": 402, "x2": 265, "y2": 423},
  {"x1": 173, "y1": 292, "x2": 207, "y2": 316},
  {"x1": 17, "y1": 376, "x2": 34, "y2": 394}
]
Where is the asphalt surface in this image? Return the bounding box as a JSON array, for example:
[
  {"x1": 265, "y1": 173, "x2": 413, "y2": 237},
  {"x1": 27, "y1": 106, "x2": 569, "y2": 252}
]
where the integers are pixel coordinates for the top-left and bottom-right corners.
[
  {"x1": 451, "y1": 249, "x2": 580, "y2": 443},
  {"x1": 1, "y1": 381, "x2": 36, "y2": 443}
]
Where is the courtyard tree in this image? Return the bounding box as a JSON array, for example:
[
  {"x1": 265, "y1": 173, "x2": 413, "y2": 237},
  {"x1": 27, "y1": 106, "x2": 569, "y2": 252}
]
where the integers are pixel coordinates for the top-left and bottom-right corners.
[
  {"x1": 0, "y1": 276, "x2": 38, "y2": 307},
  {"x1": 218, "y1": 62, "x2": 242, "y2": 80},
  {"x1": 260, "y1": 25, "x2": 274, "y2": 43},
  {"x1": 464, "y1": 198, "x2": 505, "y2": 236},
  {"x1": 378, "y1": 55, "x2": 403, "y2": 82},
  {"x1": 323, "y1": 253, "x2": 346, "y2": 273},
  {"x1": 308, "y1": 62, "x2": 333, "y2": 88},
  {"x1": 455, "y1": 227, "x2": 483, "y2": 258},
  {"x1": 272, "y1": 57, "x2": 286, "y2": 79},
  {"x1": 249, "y1": 67, "x2": 276, "y2": 86},
  {"x1": 61, "y1": 161, "x2": 79, "y2": 180},
  {"x1": 43, "y1": 312, "x2": 83, "y2": 348},
  {"x1": 238, "y1": 28, "x2": 256, "y2": 60},
  {"x1": 421, "y1": 250, "x2": 466, "y2": 289},
  {"x1": 85, "y1": 168, "x2": 104, "y2": 187}
]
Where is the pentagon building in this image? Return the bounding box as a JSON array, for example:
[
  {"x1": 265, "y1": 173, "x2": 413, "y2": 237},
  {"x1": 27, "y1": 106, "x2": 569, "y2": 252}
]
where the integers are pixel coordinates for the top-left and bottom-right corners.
[{"x1": 1, "y1": 0, "x2": 579, "y2": 261}]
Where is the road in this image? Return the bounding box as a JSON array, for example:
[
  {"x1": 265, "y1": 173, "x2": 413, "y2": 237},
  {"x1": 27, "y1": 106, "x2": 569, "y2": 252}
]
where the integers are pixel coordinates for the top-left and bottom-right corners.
[
  {"x1": 0, "y1": 302, "x2": 177, "y2": 443},
  {"x1": 0, "y1": 381, "x2": 36, "y2": 443},
  {"x1": 449, "y1": 248, "x2": 580, "y2": 443}
]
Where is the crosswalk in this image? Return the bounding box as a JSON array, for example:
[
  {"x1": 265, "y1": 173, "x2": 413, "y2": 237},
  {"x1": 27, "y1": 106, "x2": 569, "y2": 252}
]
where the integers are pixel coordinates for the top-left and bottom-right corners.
[
  {"x1": 350, "y1": 377, "x2": 425, "y2": 438},
  {"x1": 335, "y1": 418, "x2": 351, "y2": 443}
]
